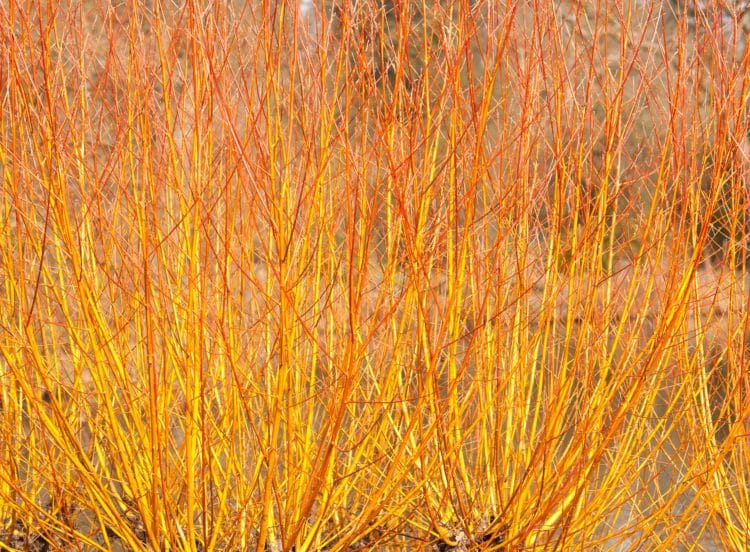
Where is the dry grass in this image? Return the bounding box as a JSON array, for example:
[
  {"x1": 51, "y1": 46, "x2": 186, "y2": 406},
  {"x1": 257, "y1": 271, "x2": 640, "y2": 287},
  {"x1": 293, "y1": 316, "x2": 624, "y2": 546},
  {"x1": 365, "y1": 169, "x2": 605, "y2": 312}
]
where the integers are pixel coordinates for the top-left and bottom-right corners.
[{"x1": 1, "y1": 0, "x2": 749, "y2": 550}]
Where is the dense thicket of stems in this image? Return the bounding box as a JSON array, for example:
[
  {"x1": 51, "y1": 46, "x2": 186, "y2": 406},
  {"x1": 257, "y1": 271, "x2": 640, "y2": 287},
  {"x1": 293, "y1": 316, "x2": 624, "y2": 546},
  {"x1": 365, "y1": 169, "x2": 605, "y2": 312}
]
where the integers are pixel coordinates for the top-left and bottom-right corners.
[{"x1": 1, "y1": 1, "x2": 748, "y2": 550}]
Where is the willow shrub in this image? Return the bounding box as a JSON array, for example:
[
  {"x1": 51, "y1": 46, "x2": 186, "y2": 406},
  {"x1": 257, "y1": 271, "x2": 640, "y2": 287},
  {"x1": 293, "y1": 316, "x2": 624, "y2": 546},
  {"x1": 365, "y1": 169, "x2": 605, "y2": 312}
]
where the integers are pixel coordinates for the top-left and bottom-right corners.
[{"x1": 1, "y1": 1, "x2": 749, "y2": 550}]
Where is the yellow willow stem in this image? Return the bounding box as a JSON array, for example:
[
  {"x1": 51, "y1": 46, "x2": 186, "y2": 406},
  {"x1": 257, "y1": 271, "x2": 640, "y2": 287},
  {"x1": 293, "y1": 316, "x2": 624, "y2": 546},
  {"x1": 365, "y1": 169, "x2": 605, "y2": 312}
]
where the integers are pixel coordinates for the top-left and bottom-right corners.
[{"x1": 445, "y1": 93, "x2": 473, "y2": 506}]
